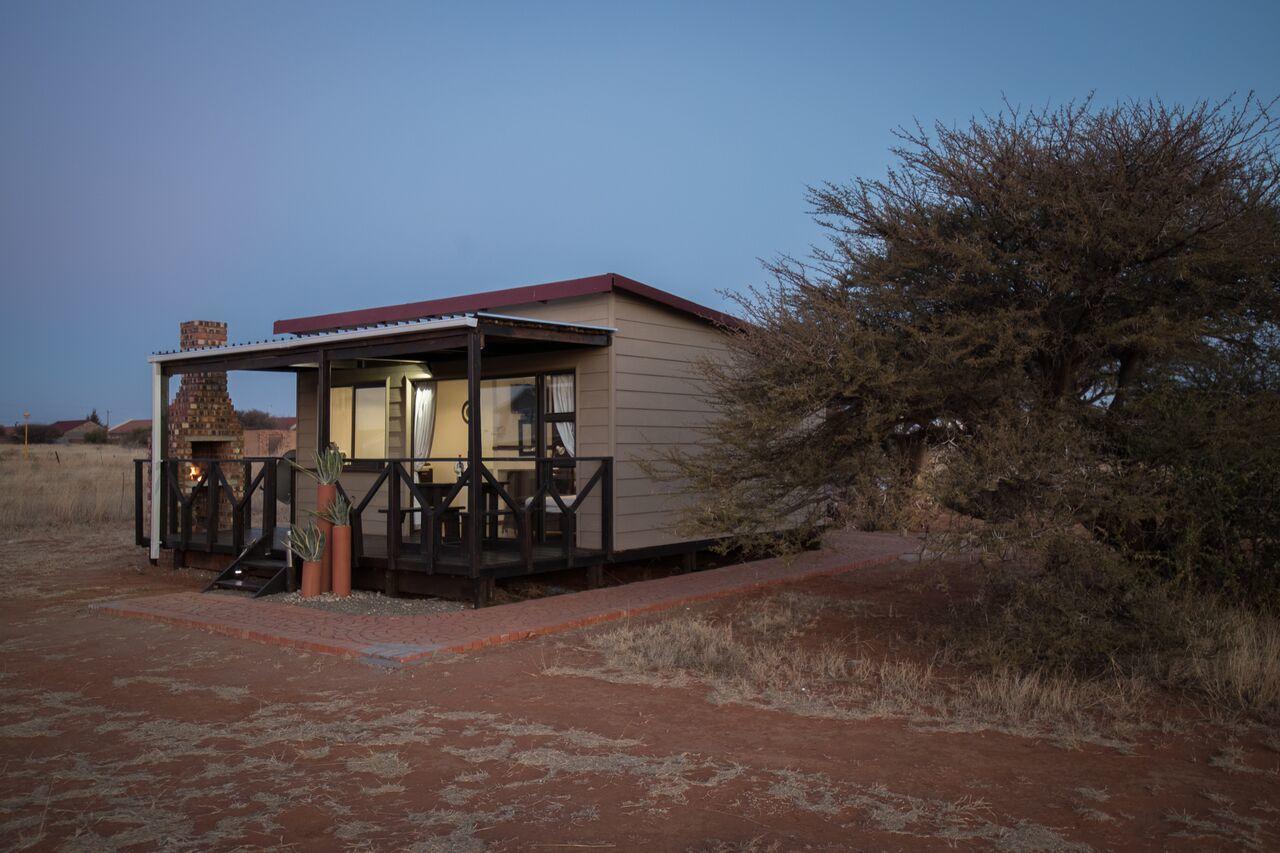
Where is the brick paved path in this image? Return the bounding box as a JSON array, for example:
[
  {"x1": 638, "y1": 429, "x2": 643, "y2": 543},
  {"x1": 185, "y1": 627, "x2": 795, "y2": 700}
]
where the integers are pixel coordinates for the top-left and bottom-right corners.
[{"x1": 95, "y1": 531, "x2": 917, "y2": 665}]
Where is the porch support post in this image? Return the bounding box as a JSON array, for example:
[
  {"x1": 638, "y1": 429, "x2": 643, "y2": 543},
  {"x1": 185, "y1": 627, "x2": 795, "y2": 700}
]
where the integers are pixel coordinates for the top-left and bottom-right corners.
[
  {"x1": 148, "y1": 362, "x2": 168, "y2": 563},
  {"x1": 466, "y1": 328, "x2": 483, "y2": 586},
  {"x1": 316, "y1": 349, "x2": 331, "y2": 453}
]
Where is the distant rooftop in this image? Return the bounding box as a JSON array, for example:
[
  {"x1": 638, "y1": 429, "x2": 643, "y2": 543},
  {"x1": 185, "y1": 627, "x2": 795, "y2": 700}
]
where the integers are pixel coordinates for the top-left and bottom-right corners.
[
  {"x1": 108, "y1": 419, "x2": 152, "y2": 435},
  {"x1": 49, "y1": 419, "x2": 96, "y2": 434}
]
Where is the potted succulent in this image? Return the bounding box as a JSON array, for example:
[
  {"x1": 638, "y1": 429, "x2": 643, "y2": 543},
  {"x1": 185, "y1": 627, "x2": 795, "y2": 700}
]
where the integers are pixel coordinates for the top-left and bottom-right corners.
[
  {"x1": 292, "y1": 446, "x2": 343, "y2": 593},
  {"x1": 314, "y1": 494, "x2": 353, "y2": 598},
  {"x1": 289, "y1": 521, "x2": 326, "y2": 598}
]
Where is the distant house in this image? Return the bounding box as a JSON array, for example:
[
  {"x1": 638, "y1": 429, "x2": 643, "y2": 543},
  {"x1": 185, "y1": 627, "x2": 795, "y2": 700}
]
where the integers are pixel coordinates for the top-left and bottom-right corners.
[
  {"x1": 274, "y1": 416, "x2": 297, "y2": 431},
  {"x1": 49, "y1": 419, "x2": 102, "y2": 443},
  {"x1": 108, "y1": 419, "x2": 152, "y2": 444}
]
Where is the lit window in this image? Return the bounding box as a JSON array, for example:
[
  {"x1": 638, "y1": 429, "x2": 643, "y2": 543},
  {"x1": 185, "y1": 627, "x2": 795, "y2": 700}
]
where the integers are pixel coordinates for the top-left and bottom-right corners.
[{"x1": 329, "y1": 384, "x2": 386, "y2": 459}]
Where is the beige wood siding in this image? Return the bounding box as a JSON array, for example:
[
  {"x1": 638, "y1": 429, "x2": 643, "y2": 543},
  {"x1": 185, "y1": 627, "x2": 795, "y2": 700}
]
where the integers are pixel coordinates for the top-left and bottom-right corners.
[{"x1": 609, "y1": 291, "x2": 728, "y2": 552}]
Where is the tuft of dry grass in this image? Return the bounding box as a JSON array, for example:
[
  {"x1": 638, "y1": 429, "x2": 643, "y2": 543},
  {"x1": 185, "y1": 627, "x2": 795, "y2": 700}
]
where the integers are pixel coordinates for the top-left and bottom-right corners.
[
  {"x1": 1168, "y1": 605, "x2": 1280, "y2": 721},
  {"x1": 555, "y1": 591, "x2": 1146, "y2": 749},
  {"x1": 0, "y1": 445, "x2": 139, "y2": 534}
]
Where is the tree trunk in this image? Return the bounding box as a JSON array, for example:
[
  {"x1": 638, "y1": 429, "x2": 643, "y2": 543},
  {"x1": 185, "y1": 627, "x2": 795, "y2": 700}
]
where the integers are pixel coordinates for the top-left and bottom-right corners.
[{"x1": 1109, "y1": 349, "x2": 1143, "y2": 411}]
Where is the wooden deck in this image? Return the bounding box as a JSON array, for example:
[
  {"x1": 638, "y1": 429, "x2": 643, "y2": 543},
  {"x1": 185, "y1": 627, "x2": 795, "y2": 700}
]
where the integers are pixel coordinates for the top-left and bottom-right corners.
[
  {"x1": 360, "y1": 534, "x2": 603, "y2": 576},
  {"x1": 161, "y1": 525, "x2": 604, "y2": 576},
  {"x1": 160, "y1": 526, "x2": 289, "y2": 554}
]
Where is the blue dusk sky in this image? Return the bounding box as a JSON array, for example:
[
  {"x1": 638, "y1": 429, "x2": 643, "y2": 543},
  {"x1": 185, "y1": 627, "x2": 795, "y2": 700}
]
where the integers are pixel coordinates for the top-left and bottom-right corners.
[{"x1": 2, "y1": 1, "x2": 1278, "y2": 424}]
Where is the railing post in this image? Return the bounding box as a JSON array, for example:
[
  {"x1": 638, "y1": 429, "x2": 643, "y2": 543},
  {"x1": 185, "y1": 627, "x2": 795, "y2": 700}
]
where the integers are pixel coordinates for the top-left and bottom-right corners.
[
  {"x1": 561, "y1": 509, "x2": 574, "y2": 568},
  {"x1": 240, "y1": 460, "x2": 252, "y2": 546},
  {"x1": 227, "y1": 464, "x2": 243, "y2": 553},
  {"x1": 423, "y1": 506, "x2": 437, "y2": 573},
  {"x1": 601, "y1": 457, "x2": 614, "y2": 558},
  {"x1": 180, "y1": 481, "x2": 193, "y2": 552},
  {"x1": 466, "y1": 329, "x2": 483, "y2": 580},
  {"x1": 262, "y1": 460, "x2": 277, "y2": 553},
  {"x1": 520, "y1": 507, "x2": 533, "y2": 571},
  {"x1": 205, "y1": 463, "x2": 218, "y2": 549},
  {"x1": 385, "y1": 461, "x2": 400, "y2": 595}
]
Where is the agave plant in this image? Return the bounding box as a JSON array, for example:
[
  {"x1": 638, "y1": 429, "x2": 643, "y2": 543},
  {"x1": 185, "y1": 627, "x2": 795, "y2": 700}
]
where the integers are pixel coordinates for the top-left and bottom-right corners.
[
  {"x1": 290, "y1": 446, "x2": 345, "y2": 485},
  {"x1": 288, "y1": 520, "x2": 326, "y2": 563},
  {"x1": 311, "y1": 493, "x2": 352, "y2": 526}
]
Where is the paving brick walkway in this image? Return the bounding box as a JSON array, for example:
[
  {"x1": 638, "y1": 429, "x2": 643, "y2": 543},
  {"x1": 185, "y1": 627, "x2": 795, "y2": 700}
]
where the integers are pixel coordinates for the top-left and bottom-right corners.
[{"x1": 95, "y1": 531, "x2": 917, "y2": 665}]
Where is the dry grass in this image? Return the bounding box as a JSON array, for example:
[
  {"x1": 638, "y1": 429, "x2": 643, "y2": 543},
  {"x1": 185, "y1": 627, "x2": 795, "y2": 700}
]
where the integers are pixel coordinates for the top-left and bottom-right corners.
[
  {"x1": 0, "y1": 445, "x2": 139, "y2": 534},
  {"x1": 1168, "y1": 605, "x2": 1280, "y2": 721},
  {"x1": 552, "y1": 591, "x2": 1148, "y2": 749}
]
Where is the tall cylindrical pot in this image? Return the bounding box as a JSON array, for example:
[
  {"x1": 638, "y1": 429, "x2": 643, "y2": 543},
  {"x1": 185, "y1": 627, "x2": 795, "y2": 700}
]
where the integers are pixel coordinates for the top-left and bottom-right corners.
[
  {"x1": 316, "y1": 483, "x2": 337, "y2": 593},
  {"x1": 332, "y1": 524, "x2": 352, "y2": 598},
  {"x1": 301, "y1": 559, "x2": 322, "y2": 598}
]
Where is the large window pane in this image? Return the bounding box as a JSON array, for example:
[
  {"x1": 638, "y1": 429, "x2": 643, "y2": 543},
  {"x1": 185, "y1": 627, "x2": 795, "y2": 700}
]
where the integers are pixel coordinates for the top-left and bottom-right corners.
[
  {"x1": 353, "y1": 385, "x2": 387, "y2": 458},
  {"x1": 329, "y1": 387, "x2": 353, "y2": 457},
  {"x1": 482, "y1": 377, "x2": 536, "y2": 456}
]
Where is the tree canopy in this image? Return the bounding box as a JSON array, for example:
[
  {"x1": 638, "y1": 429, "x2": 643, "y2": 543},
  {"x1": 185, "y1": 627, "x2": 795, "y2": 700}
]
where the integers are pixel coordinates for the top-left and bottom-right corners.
[{"x1": 673, "y1": 95, "x2": 1280, "y2": 603}]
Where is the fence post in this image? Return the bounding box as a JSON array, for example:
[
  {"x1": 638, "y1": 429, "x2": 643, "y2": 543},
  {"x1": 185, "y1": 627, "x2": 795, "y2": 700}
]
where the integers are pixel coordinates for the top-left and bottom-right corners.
[{"x1": 134, "y1": 460, "x2": 146, "y2": 547}]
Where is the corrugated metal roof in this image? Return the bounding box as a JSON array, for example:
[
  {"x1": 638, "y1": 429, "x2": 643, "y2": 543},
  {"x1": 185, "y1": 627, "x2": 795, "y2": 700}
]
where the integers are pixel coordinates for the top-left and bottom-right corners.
[
  {"x1": 149, "y1": 312, "x2": 615, "y2": 363},
  {"x1": 272, "y1": 273, "x2": 746, "y2": 336}
]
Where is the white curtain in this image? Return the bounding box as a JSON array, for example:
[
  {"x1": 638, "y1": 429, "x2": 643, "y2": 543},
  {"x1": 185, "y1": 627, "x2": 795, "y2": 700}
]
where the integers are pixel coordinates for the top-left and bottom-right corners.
[
  {"x1": 412, "y1": 381, "x2": 436, "y2": 458},
  {"x1": 549, "y1": 373, "x2": 575, "y2": 456}
]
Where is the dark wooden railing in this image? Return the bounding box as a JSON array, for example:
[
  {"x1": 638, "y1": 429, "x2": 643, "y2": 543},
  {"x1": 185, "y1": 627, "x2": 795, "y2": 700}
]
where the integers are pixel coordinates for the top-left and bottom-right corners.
[
  {"x1": 138, "y1": 457, "x2": 281, "y2": 555},
  {"x1": 340, "y1": 456, "x2": 613, "y2": 577},
  {"x1": 136, "y1": 455, "x2": 614, "y2": 578}
]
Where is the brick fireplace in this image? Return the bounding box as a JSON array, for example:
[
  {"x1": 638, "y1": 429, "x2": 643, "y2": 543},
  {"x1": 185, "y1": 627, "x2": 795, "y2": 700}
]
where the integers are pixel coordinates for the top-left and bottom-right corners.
[{"x1": 168, "y1": 321, "x2": 244, "y2": 532}]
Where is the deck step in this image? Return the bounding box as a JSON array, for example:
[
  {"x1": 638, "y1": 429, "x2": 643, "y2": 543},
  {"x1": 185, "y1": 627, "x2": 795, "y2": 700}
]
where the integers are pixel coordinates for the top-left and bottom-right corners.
[
  {"x1": 238, "y1": 557, "x2": 288, "y2": 574},
  {"x1": 204, "y1": 546, "x2": 291, "y2": 598},
  {"x1": 212, "y1": 577, "x2": 269, "y2": 593}
]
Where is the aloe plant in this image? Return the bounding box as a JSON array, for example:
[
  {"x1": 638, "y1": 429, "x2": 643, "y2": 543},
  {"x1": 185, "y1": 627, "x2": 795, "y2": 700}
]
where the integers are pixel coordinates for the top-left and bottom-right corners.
[
  {"x1": 290, "y1": 446, "x2": 345, "y2": 485},
  {"x1": 311, "y1": 493, "x2": 352, "y2": 526},
  {"x1": 288, "y1": 520, "x2": 326, "y2": 563}
]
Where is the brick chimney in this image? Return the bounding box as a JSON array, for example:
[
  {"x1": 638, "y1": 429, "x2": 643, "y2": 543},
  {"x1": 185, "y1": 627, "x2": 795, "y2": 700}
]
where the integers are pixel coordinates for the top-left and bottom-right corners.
[{"x1": 168, "y1": 321, "x2": 245, "y2": 531}]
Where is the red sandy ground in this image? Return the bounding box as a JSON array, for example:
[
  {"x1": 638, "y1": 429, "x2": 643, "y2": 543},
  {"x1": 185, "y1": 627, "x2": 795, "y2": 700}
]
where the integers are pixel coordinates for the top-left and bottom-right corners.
[{"x1": 2, "y1": 530, "x2": 1278, "y2": 851}]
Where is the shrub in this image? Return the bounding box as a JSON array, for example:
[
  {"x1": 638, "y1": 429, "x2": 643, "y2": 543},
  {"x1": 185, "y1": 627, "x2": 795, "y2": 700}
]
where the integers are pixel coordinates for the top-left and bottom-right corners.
[{"x1": 949, "y1": 537, "x2": 1280, "y2": 721}]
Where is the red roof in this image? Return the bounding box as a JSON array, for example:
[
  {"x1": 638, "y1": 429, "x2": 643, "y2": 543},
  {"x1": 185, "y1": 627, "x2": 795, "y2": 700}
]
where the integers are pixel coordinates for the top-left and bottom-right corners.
[
  {"x1": 275, "y1": 417, "x2": 298, "y2": 430},
  {"x1": 49, "y1": 419, "x2": 96, "y2": 435},
  {"x1": 272, "y1": 273, "x2": 745, "y2": 336},
  {"x1": 108, "y1": 419, "x2": 152, "y2": 435}
]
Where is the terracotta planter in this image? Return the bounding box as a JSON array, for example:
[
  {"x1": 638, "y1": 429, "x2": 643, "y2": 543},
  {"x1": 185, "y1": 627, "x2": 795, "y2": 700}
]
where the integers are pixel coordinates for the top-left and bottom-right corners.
[
  {"x1": 301, "y1": 559, "x2": 322, "y2": 598},
  {"x1": 331, "y1": 524, "x2": 352, "y2": 598},
  {"x1": 316, "y1": 483, "x2": 337, "y2": 593}
]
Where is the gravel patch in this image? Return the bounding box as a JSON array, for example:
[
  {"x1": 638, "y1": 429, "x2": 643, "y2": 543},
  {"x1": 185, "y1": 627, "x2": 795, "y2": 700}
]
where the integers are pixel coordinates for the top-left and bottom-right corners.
[{"x1": 272, "y1": 590, "x2": 469, "y2": 616}]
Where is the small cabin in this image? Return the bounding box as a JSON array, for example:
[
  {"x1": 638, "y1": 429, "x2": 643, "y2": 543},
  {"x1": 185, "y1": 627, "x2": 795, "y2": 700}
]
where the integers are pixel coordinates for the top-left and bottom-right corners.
[{"x1": 137, "y1": 274, "x2": 738, "y2": 605}]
